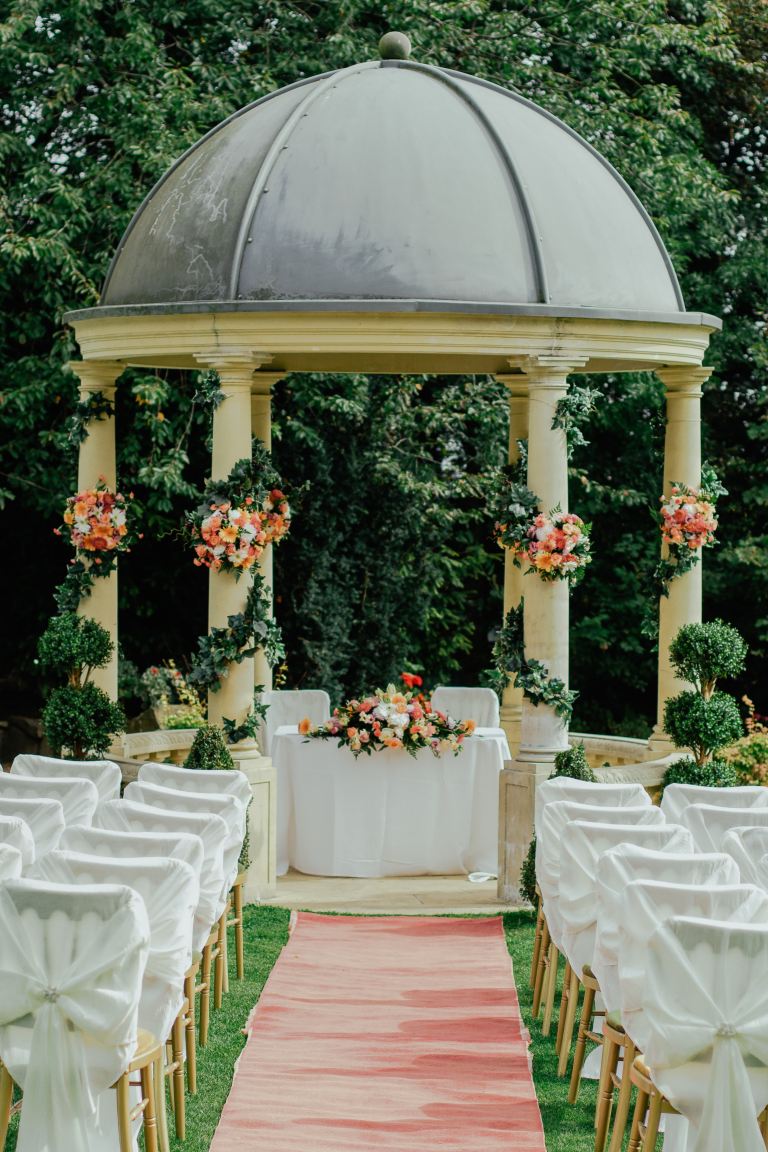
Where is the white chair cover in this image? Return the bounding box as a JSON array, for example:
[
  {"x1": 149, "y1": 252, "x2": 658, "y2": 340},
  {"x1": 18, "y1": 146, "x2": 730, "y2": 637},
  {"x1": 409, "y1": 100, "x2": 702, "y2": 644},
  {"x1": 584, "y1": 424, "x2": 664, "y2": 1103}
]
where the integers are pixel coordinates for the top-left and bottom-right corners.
[
  {"x1": 0, "y1": 772, "x2": 98, "y2": 828},
  {"x1": 619, "y1": 882, "x2": 768, "y2": 1055},
  {"x1": 0, "y1": 797, "x2": 65, "y2": 860},
  {"x1": 539, "y1": 801, "x2": 663, "y2": 949},
  {"x1": 661, "y1": 782, "x2": 768, "y2": 825},
  {"x1": 430, "y1": 687, "x2": 500, "y2": 728},
  {"x1": 12, "y1": 754, "x2": 121, "y2": 803},
  {"x1": 641, "y1": 916, "x2": 768, "y2": 1152},
  {"x1": 534, "y1": 777, "x2": 651, "y2": 876},
  {"x1": 0, "y1": 814, "x2": 35, "y2": 870},
  {"x1": 258, "y1": 689, "x2": 331, "y2": 755},
  {"x1": 124, "y1": 780, "x2": 243, "y2": 892},
  {"x1": 681, "y1": 803, "x2": 768, "y2": 853},
  {"x1": 94, "y1": 799, "x2": 227, "y2": 953},
  {"x1": 721, "y1": 827, "x2": 768, "y2": 888},
  {"x1": 593, "y1": 845, "x2": 737, "y2": 1014},
  {"x1": 138, "y1": 761, "x2": 251, "y2": 828},
  {"x1": 0, "y1": 844, "x2": 22, "y2": 882},
  {"x1": 31, "y1": 850, "x2": 197, "y2": 1044},
  {"x1": 559, "y1": 821, "x2": 691, "y2": 981},
  {"x1": 0, "y1": 878, "x2": 149, "y2": 1152},
  {"x1": 60, "y1": 824, "x2": 205, "y2": 878}
]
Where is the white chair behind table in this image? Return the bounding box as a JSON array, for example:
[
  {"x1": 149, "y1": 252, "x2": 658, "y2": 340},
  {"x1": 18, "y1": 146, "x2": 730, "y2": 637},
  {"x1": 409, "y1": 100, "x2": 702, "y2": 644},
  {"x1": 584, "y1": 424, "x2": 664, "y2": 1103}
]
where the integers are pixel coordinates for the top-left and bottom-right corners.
[
  {"x1": 0, "y1": 845, "x2": 21, "y2": 882},
  {"x1": 0, "y1": 797, "x2": 64, "y2": 861},
  {"x1": 0, "y1": 814, "x2": 35, "y2": 872},
  {"x1": 258, "y1": 689, "x2": 331, "y2": 756},
  {"x1": 31, "y1": 849, "x2": 198, "y2": 1146},
  {"x1": 636, "y1": 916, "x2": 768, "y2": 1152},
  {"x1": 0, "y1": 772, "x2": 98, "y2": 828},
  {"x1": 681, "y1": 803, "x2": 768, "y2": 853},
  {"x1": 430, "y1": 687, "x2": 500, "y2": 728},
  {"x1": 11, "y1": 754, "x2": 121, "y2": 803},
  {"x1": 0, "y1": 878, "x2": 154, "y2": 1152},
  {"x1": 95, "y1": 798, "x2": 228, "y2": 1055},
  {"x1": 661, "y1": 781, "x2": 768, "y2": 825},
  {"x1": 721, "y1": 826, "x2": 768, "y2": 889}
]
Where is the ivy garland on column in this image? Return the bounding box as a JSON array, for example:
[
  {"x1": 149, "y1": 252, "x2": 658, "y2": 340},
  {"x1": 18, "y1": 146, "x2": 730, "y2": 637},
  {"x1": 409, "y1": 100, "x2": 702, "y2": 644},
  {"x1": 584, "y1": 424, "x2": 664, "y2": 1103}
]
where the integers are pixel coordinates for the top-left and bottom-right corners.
[
  {"x1": 489, "y1": 601, "x2": 578, "y2": 722},
  {"x1": 184, "y1": 439, "x2": 292, "y2": 742}
]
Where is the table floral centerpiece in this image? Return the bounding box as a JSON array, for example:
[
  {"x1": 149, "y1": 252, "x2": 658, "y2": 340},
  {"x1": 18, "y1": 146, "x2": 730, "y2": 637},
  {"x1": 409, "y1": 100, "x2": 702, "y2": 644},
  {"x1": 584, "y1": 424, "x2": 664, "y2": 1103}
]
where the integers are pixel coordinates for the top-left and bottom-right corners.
[{"x1": 300, "y1": 682, "x2": 476, "y2": 759}]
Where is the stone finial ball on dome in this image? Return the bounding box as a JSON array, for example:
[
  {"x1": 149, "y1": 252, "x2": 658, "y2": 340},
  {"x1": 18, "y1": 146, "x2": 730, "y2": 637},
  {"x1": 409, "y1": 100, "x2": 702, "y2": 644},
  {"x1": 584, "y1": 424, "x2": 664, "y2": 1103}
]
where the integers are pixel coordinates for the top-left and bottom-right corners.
[{"x1": 378, "y1": 31, "x2": 412, "y2": 60}]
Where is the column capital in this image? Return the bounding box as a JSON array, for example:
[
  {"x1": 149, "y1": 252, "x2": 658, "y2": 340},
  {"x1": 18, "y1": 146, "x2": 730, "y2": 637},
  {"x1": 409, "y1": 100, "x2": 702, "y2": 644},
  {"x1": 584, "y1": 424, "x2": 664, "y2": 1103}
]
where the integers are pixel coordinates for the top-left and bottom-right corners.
[
  {"x1": 194, "y1": 348, "x2": 272, "y2": 375},
  {"x1": 515, "y1": 354, "x2": 590, "y2": 388},
  {"x1": 67, "y1": 360, "x2": 124, "y2": 391},
  {"x1": 251, "y1": 372, "x2": 284, "y2": 396},
  {"x1": 656, "y1": 364, "x2": 713, "y2": 395}
]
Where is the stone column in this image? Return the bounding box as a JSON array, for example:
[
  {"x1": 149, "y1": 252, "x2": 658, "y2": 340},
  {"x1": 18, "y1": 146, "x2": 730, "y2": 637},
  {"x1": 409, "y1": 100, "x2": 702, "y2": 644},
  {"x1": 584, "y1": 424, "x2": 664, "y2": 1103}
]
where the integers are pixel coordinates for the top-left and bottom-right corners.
[
  {"x1": 69, "y1": 360, "x2": 124, "y2": 699},
  {"x1": 495, "y1": 375, "x2": 529, "y2": 758},
  {"x1": 650, "y1": 365, "x2": 710, "y2": 752},
  {"x1": 498, "y1": 356, "x2": 586, "y2": 902},
  {"x1": 250, "y1": 374, "x2": 283, "y2": 694}
]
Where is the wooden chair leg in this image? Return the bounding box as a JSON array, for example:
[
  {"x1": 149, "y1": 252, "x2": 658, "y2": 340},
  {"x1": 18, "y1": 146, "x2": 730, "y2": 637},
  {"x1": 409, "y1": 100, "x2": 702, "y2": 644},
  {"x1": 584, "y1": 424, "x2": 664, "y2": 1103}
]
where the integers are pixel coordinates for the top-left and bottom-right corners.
[
  {"x1": 116, "y1": 1074, "x2": 132, "y2": 1152},
  {"x1": 184, "y1": 970, "x2": 198, "y2": 1093},
  {"x1": 139, "y1": 1060, "x2": 159, "y2": 1152},
  {"x1": 608, "y1": 1039, "x2": 636, "y2": 1152},
  {"x1": 171, "y1": 1013, "x2": 186, "y2": 1139},
  {"x1": 0, "y1": 1065, "x2": 14, "y2": 1150},
  {"x1": 542, "y1": 942, "x2": 559, "y2": 1037},
  {"x1": 568, "y1": 981, "x2": 595, "y2": 1102},
  {"x1": 643, "y1": 1090, "x2": 663, "y2": 1150},
  {"x1": 595, "y1": 1029, "x2": 619, "y2": 1152},
  {"x1": 154, "y1": 1050, "x2": 170, "y2": 1152},
  {"x1": 530, "y1": 898, "x2": 544, "y2": 987},
  {"x1": 556, "y1": 960, "x2": 572, "y2": 1056},
  {"x1": 215, "y1": 913, "x2": 226, "y2": 1008},
  {"x1": 200, "y1": 940, "x2": 213, "y2": 1047},
  {"x1": 234, "y1": 880, "x2": 245, "y2": 980},
  {"x1": 532, "y1": 917, "x2": 550, "y2": 1018},
  {"x1": 558, "y1": 968, "x2": 580, "y2": 1078},
  {"x1": 627, "y1": 1084, "x2": 649, "y2": 1152}
]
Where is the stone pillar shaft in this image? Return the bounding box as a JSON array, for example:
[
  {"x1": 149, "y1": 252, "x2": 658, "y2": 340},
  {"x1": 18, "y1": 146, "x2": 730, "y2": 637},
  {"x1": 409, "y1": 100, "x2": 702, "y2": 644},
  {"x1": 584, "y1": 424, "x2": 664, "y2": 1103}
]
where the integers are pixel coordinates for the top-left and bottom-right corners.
[
  {"x1": 70, "y1": 360, "x2": 123, "y2": 699},
  {"x1": 652, "y1": 366, "x2": 710, "y2": 747},
  {"x1": 251, "y1": 377, "x2": 281, "y2": 694}
]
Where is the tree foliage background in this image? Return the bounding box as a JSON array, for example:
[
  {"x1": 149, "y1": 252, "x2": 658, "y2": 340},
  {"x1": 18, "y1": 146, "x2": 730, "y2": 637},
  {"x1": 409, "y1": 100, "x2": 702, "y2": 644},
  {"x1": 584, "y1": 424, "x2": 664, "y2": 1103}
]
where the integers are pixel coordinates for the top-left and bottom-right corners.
[{"x1": 1, "y1": 0, "x2": 766, "y2": 730}]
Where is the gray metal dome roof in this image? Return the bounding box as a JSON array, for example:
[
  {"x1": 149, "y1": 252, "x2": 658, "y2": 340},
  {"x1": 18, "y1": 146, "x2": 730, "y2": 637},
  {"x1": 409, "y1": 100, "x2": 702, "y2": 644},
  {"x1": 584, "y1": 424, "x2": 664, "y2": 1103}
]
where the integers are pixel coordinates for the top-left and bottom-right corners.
[{"x1": 99, "y1": 57, "x2": 687, "y2": 320}]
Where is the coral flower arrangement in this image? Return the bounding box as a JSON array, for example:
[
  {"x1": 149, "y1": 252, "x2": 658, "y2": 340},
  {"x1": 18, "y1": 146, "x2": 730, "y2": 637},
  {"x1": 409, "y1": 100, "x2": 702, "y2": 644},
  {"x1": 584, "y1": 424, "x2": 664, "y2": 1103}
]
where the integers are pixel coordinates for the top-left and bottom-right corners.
[
  {"x1": 57, "y1": 482, "x2": 133, "y2": 564},
  {"x1": 497, "y1": 508, "x2": 592, "y2": 583},
  {"x1": 659, "y1": 484, "x2": 718, "y2": 552},
  {"x1": 194, "y1": 497, "x2": 267, "y2": 573},
  {"x1": 301, "y1": 684, "x2": 476, "y2": 759}
]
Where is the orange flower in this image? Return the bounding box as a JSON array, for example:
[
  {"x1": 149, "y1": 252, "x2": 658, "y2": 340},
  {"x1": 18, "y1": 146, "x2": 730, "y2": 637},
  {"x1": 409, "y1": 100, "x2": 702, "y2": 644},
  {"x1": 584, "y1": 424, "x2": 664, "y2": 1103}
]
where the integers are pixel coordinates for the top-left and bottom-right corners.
[{"x1": 298, "y1": 717, "x2": 311, "y2": 735}]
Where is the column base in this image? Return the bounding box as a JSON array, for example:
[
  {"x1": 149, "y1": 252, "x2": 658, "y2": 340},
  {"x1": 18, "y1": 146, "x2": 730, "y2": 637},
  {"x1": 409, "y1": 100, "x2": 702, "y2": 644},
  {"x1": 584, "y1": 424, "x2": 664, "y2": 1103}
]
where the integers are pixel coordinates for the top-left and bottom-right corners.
[
  {"x1": 647, "y1": 725, "x2": 675, "y2": 757},
  {"x1": 239, "y1": 756, "x2": 277, "y2": 902},
  {"x1": 497, "y1": 758, "x2": 552, "y2": 903}
]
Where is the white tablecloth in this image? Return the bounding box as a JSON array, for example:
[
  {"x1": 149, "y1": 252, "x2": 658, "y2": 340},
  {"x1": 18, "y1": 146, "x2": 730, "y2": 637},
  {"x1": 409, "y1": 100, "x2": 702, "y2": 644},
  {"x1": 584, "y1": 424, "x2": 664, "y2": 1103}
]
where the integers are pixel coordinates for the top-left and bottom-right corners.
[{"x1": 273, "y1": 730, "x2": 506, "y2": 877}]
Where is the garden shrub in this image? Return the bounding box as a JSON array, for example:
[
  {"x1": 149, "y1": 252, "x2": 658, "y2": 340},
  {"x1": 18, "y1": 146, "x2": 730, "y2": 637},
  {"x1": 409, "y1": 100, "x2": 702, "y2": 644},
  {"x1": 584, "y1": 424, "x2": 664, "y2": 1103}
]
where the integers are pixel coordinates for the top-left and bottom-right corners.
[{"x1": 661, "y1": 755, "x2": 740, "y2": 792}]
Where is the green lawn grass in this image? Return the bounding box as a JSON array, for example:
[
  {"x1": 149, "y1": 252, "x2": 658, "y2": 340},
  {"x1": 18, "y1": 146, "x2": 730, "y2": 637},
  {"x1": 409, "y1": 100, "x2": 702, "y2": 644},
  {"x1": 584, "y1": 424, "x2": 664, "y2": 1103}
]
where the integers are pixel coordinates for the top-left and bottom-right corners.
[{"x1": 5, "y1": 905, "x2": 599, "y2": 1151}]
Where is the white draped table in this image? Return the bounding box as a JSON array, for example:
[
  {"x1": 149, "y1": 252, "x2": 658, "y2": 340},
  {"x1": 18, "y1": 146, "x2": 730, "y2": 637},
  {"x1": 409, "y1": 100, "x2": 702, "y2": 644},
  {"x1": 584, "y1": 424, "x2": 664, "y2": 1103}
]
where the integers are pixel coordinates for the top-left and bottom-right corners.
[{"x1": 272, "y1": 729, "x2": 508, "y2": 877}]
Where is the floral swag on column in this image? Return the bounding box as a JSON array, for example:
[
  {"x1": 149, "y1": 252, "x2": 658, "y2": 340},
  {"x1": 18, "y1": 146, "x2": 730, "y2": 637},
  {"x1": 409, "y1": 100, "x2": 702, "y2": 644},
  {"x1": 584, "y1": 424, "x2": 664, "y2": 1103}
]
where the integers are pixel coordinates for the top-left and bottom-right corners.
[
  {"x1": 184, "y1": 440, "x2": 292, "y2": 743},
  {"x1": 655, "y1": 462, "x2": 725, "y2": 595},
  {"x1": 53, "y1": 479, "x2": 139, "y2": 611}
]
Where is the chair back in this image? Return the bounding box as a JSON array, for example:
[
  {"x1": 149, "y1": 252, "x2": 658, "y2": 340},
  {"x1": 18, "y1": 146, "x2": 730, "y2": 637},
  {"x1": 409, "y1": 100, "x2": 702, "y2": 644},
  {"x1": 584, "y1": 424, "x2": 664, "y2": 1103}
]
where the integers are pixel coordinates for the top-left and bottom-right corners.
[
  {"x1": 258, "y1": 689, "x2": 331, "y2": 755},
  {"x1": 94, "y1": 799, "x2": 227, "y2": 952},
  {"x1": 0, "y1": 878, "x2": 149, "y2": 1152},
  {"x1": 593, "y1": 844, "x2": 737, "y2": 1013},
  {"x1": 619, "y1": 882, "x2": 768, "y2": 1055},
  {"x1": 60, "y1": 824, "x2": 205, "y2": 877},
  {"x1": 0, "y1": 772, "x2": 98, "y2": 827},
  {"x1": 12, "y1": 754, "x2": 121, "y2": 803},
  {"x1": 0, "y1": 796, "x2": 65, "y2": 859},
  {"x1": 138, "y1": 760, "x2": 251, "y2": 817},
  {"x1": 430, "y1": 687, "x2": 500, "y2": 728},
  {"x1": 31, "y1": 850, "x2": 197, "y2": 1043},
  {"x1": 661, "y1": 782, "x2": 768, "y2": 825},
  {"x1": 721, "y1": 827, "x2": 768, "y2": 888},
  {"x1": 534, "y1": 778, "x2": 651, "y2": 875},
  {"x1": 681, "y1": 803, "x2": 768, "y2": 853},
  {"x1": 0, "y1": 813, "x2": 35, "y2": 870},
  {"x1": 641, "y1": 916, "x2": 768, "y2": 1152},
  {"x1": 0, "y1": 844, "x2": 22, "y2": 882},
  {"x1": 558, "y1": 821, "x2": 690, "y2": 980},
  {"x1": 125, "y1": 780, "x2": 243, "y2": 889}
]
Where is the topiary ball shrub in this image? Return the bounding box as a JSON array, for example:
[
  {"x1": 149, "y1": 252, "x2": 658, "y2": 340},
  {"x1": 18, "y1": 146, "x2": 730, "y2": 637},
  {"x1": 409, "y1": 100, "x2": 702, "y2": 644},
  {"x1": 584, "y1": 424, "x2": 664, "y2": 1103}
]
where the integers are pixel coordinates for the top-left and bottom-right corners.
[
  {"x1": 43, "y1": 682, "x2": 125, "y2": 759},
  {"x1": 551, "y1": 742, "x2": 597, "y2": 782},
  {"x1": 38, "y1": 612, "x2": 114, "y2": 684},
  {"x1": 184, "y1": 725, "x2": 250, "y2": 869},
  {"x1": 661, "y1": 756, "x2": 740, "y2": 793},
  {"x1": 664, "y1": 691, "x2": 744, "y2": 766},
  {"x1": 669, "y1": 620, "x2": 748, "y2": 697}
]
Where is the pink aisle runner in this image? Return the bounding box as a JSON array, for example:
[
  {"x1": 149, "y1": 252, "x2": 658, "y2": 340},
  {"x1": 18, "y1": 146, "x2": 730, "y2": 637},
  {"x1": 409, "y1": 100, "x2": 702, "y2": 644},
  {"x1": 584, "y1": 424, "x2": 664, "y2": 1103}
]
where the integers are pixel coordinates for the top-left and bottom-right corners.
[{"x1": 211, "y1": 912, "x2": 545, "y2": 1151}]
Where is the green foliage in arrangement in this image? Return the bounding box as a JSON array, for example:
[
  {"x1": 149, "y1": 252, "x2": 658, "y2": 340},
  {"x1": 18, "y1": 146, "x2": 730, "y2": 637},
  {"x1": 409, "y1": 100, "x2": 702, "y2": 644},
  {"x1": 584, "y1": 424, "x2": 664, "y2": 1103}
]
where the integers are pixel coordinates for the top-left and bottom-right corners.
[
  {"x1": 37, "y1": 614, "x2": 125, "y2": 757},
  {"x1": 3, "y1": 2, "x2": 768, "y2": 733}
]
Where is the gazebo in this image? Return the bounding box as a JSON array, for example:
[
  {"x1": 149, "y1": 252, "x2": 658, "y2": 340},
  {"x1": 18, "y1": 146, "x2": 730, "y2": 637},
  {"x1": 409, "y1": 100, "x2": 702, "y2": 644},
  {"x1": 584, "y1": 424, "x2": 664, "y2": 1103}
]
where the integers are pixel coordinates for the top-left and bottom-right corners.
[{"x1": 63, "y1": 33, "x2": 720, "y2": 899}]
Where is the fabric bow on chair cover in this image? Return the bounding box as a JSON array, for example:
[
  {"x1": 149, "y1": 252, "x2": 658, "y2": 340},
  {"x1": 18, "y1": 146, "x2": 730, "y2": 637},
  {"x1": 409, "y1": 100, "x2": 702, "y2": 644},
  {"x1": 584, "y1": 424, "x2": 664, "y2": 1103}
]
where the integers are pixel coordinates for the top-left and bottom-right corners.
[
  {"x1": 0, "y1": 878, "x2": 149, "y2": 1152},
  {"x1": 642, "y1": 916, "x2": 768, "y2": 1152}
]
